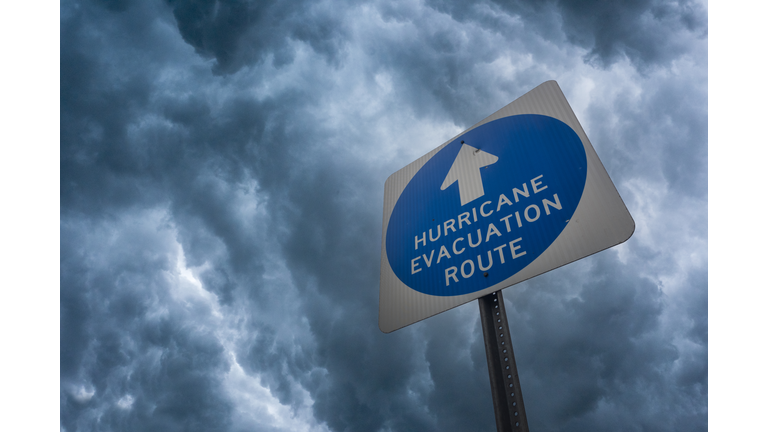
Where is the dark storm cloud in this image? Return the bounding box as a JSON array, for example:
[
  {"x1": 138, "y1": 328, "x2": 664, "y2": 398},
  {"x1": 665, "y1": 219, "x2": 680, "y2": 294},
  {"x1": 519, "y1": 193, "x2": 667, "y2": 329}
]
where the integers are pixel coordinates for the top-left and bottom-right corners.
[
  {"x1": 166, "y1": 0, "x2": 349, "y2": 73},
  {"x1": 504, "y1": 252, "x2": 707, "y2": 431},
  {"x1": 554, "y1": 0, "x2": 706, "y2": 68},
  {"x1": 427, "y1": 0, "x2": 707, "y2": 69},
  {"x1": 61, "y1": 0, "x2": 707, "y2": 431},
  {"x1": 61, "y1": 213, "x2": 234, "y2": 432}
]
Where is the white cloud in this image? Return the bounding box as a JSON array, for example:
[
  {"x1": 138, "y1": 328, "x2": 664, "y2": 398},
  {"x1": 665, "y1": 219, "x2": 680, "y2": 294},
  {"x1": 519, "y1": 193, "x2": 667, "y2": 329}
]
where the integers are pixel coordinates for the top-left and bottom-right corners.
[
  {"x1": 116, "y1": 394, "x2": 135, "y2": 410},
  {"x1": 224, "y1": 352, "x2": 331, "y2": 432}
]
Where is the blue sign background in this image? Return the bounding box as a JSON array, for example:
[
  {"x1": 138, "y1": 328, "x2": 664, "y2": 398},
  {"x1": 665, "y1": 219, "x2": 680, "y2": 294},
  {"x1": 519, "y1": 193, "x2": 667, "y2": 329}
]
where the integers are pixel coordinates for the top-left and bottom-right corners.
[{"x1": 386, "y1": 114, "x2": 588, "y2": 296}]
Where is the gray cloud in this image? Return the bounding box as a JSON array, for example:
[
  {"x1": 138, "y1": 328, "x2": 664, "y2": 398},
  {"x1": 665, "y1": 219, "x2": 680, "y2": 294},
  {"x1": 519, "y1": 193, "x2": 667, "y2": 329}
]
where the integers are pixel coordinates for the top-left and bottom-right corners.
[
  {"x1": 430, "y1": 0, "x2": 708, "y2": 69},
  {"x1": 61, "y1": 0, "x2": 707, "y2": 431},
  {"x1": 166, "y1": 0, "x2": 349, "y2": 73},
  {"x1": 61, "y1": 211, "x2": 234, "y2": 432}
]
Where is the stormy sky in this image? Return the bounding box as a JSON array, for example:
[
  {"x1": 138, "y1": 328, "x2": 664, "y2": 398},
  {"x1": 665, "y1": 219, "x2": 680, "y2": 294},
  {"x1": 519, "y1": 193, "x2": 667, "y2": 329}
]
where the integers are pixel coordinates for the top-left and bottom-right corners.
[{"x1": 54, "y1": 0, "x2": 711, "y2": 430}]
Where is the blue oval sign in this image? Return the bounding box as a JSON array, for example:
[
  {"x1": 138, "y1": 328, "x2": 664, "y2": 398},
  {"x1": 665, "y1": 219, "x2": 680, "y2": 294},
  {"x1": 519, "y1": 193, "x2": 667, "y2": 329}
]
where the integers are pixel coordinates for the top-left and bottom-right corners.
[{"x1": 386, "y1": 114, "x2": 588, "y2": 296}]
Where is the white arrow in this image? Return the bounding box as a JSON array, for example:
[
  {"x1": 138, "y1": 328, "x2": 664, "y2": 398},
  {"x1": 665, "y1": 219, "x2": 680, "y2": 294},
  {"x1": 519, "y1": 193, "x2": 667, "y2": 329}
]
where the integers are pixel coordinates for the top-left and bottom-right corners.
[{"x1": 440, "y1": 143, "x2": 499, "y2": 206}]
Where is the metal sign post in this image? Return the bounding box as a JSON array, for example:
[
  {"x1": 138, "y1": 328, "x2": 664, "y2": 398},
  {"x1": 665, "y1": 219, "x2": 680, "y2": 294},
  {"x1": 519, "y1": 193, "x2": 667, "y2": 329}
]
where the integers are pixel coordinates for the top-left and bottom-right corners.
[{"x1": 479, "y1": 290, "x2": 528, "y2": 432}]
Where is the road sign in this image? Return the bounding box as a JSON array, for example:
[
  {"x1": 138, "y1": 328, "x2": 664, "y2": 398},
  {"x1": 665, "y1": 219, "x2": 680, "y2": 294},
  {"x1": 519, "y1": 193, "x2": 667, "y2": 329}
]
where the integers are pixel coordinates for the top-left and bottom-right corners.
[{"x1": 379, "y1": 81, "x2": 634, "y2": 333}]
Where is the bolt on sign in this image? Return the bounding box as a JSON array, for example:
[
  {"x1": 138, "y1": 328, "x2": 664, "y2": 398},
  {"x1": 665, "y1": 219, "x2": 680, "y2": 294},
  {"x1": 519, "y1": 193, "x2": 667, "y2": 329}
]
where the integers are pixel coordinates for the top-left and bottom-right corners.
[{"x1": 379, "y1": 81, "x2": 634, "y2": 333}]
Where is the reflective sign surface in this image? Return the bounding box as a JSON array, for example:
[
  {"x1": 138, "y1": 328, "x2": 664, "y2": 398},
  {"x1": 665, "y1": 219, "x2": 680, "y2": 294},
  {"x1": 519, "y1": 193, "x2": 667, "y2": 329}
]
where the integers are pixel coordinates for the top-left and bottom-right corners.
[
  {"x1": 379, "y1": 81, "x2": 634, "y2": 333},
  {"x1": 387, "y1": 115, "x2": 588, "y2": 296}
]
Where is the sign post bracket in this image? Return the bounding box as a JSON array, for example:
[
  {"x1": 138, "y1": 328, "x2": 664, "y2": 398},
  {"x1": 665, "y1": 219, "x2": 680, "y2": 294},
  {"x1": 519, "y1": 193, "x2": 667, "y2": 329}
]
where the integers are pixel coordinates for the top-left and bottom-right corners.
[{"x1": 479, "y1": 290, "x2": 529, "y2": 432}]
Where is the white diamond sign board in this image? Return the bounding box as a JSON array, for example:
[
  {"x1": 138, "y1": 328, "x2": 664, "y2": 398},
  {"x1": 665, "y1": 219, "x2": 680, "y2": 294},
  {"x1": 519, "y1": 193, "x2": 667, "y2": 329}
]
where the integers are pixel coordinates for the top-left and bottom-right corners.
[{"x1": 379, "y1": 81, "x2": 634, "y2": 333}]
